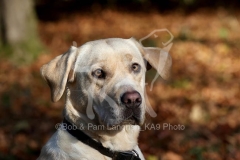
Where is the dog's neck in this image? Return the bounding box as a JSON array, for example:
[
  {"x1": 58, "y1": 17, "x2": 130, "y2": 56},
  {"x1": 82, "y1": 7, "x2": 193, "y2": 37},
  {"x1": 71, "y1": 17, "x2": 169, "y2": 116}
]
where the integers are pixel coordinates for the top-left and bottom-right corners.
[{"x1": 63, "y1": 100, "x2": 140, "y2": 151}]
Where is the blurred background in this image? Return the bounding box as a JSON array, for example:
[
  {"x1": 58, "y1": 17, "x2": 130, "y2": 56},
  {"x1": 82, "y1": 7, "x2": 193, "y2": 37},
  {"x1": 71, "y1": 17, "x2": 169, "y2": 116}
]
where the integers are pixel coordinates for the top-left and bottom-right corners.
[{"x1": 0, "y1": 0, "x2": 240, "y2": 159}]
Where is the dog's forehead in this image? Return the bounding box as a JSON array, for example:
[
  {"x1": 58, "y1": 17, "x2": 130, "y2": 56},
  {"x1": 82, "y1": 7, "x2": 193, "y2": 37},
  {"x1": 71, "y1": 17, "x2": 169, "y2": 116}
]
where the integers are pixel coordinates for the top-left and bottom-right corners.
[{"x1": 84, "y1": 39, "x2": 141, "y2": 61}]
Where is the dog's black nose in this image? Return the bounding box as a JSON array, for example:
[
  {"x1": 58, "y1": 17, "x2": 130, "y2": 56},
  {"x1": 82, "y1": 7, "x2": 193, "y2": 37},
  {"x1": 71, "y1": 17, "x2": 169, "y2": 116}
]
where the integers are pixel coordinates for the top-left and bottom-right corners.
[{"x1": 121, "y1": 91, "x2": 142, "y2": 108}]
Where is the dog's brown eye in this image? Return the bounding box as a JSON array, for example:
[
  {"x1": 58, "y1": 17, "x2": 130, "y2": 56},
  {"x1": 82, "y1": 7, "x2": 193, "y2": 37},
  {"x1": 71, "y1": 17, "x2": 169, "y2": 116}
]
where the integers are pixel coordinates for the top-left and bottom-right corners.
[
  {"x1": 93, "y1": 69, "x2": 105, "y2": 79},
  {"x1": 132, "y1": 63, "x2": 140, "y2": 72}
]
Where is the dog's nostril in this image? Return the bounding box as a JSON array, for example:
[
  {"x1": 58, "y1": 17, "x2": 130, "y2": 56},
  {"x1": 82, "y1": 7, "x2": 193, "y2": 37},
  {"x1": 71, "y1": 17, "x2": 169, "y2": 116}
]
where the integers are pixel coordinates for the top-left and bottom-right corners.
[
  {"x1": 121, "y1": 91, "x2": 142, "y2": 108},
  {"x1": 127, "y1": 99, "x2": 132, "y2": 104},
  {"x1": 136, "y1": 97, "x2": 142, "y2": 103}
]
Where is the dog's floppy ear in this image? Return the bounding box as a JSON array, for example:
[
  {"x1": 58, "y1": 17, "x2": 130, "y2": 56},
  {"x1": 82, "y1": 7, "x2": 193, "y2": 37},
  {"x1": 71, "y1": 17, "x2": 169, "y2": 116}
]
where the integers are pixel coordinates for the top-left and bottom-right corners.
[
  {"x1": 130, "y1": 38, "x2": 172, "y2": 80},
  {"x1": 143, "y1": 47, "x2": 172, "y2": 80},
  {"x1": 41, "y1": 46, "x2": 79, "y2": 102}
]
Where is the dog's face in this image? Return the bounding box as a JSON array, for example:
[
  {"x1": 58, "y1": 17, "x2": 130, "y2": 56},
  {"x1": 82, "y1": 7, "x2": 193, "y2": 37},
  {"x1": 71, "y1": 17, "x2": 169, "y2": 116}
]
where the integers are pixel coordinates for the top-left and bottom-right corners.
[
  {"x1": 41, "y1": 38, "x2": 171, "y2": 128},
  {"x1": 70, "y1": 39, "x2": 147, "y2": 127}
]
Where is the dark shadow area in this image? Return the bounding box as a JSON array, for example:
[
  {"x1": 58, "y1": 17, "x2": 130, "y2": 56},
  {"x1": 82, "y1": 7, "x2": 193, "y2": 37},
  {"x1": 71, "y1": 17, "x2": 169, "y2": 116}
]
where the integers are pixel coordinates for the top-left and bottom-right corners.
[{"x1": 35, "y1": 0, "x2": 240, "y2": 21}]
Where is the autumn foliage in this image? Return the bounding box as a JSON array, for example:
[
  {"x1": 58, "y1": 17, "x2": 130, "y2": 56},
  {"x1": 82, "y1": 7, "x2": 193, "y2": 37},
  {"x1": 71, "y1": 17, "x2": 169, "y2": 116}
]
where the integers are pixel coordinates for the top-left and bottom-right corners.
[{"x1": 0, "y1": 7, "x2": 240, "y2": 160}]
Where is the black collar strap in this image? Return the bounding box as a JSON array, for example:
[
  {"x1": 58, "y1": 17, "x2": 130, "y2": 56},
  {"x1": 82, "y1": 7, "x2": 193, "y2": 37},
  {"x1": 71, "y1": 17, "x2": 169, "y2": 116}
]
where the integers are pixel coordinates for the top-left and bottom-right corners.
[{"x1": 63, "y1": 119, "x2": 141, "y2": 160}]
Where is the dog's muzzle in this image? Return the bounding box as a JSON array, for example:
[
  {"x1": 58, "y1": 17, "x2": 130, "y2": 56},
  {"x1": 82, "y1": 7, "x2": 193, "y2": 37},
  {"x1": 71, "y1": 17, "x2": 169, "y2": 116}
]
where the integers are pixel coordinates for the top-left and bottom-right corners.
[{"x1": 120, "y1": 90, "x2": 142, "y2": 125}]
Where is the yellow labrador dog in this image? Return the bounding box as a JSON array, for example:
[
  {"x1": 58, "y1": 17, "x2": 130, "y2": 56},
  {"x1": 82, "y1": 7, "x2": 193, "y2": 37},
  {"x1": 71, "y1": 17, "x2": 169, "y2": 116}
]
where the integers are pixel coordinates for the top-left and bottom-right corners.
[{"x1": 38, "y1": 38, "x2": 171, "y2": 160}]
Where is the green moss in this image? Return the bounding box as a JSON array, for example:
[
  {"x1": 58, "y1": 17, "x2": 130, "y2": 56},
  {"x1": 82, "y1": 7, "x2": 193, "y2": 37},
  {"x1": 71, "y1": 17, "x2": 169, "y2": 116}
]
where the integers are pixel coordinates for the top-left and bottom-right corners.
[
  {"x1": 141, "y1": 39, "x2": 157, "y2": 47},
  {"x1": 0, "y1": 37, "x2": 45, "y2": 65},
  {"x1": 189, "y1": 147, "x2": 205, "y2": 160},
  {"x1": 219, "y1": 28, "x2": 229, "y2": 39},
  {"x1": 0, "y1": 2, "x2": 46, "y2": 65},
  {"x1": 146, "y1": 155, "x2": 158, "y2": 160},
  {"x1": 171, "y1": 78, "x2": 191, "y2": 89}
]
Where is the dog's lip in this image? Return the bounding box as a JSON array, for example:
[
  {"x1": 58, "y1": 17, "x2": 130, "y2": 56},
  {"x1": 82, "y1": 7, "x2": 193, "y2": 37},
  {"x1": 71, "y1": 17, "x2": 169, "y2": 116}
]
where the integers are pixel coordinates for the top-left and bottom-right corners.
[
  {"x1": 105, "y1": 115, "x2": 140, "y2": 129},
  {"x1": 121, "y1": 113, "x2": 141, "y2": 125},
  {"x1": 123, "y1": 108, "x2": 141, "y2": 123}
]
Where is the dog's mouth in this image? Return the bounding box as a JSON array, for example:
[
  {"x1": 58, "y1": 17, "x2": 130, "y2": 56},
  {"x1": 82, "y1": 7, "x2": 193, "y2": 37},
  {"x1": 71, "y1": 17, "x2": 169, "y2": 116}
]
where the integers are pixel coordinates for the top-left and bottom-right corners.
[
  {"x1": 121, "y1": 116, "x2": 140, "y2": 125},
  {"x1": 105, "y1": 110, "x2": 142, "y2": 130},
  {"x1": 106, "y1": 116, "x2": 140, "y2": 131},
  {"x1": 120, "y1": 108, "x2": 142, "y2": 125},
  {"x1": 93, "y1": 100, "x2": 143, "y2": 129}
]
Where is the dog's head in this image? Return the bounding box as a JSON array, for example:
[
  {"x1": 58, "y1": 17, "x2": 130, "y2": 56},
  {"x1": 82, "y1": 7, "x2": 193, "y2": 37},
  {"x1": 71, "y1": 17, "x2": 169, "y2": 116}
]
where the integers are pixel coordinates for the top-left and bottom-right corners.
[{"x1": 41, "y1": 38, "x2": 171, "y2": 127}]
